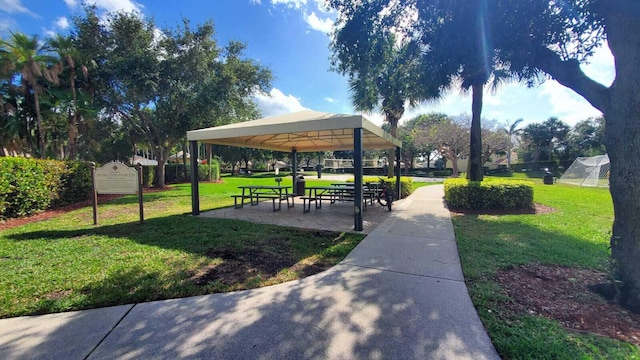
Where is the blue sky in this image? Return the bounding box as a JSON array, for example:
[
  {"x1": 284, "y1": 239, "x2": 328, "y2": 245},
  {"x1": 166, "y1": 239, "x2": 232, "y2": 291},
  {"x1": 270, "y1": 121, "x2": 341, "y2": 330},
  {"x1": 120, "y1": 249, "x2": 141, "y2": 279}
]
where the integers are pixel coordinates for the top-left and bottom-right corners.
[{"x1": 1, "y1": 0, "x2": 615, "y2": 128}]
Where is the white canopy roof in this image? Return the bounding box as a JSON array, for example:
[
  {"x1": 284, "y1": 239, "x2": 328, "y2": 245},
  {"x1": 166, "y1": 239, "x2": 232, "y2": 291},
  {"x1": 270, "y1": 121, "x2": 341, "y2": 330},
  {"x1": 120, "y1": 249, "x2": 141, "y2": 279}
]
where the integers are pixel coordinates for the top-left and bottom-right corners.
[{"x1": 186, "y1": 110, "x2": 401, "y2": 152}]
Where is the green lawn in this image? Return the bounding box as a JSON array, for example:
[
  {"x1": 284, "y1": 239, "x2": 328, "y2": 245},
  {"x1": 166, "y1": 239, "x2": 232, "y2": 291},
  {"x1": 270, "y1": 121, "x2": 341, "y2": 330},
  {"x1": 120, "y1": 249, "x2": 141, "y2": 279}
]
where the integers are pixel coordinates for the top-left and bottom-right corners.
[
  {"x1": 453, "y1": 179, "x2": 639, "y2": 358},
  {"x1": 0, "y1": 175, "x2": 365, "y2": 318}
]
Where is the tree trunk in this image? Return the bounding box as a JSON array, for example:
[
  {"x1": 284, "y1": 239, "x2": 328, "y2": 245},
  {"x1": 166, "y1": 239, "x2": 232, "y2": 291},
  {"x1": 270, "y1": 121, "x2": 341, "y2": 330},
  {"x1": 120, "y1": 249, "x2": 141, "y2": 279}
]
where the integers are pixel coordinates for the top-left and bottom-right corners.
[
  {"x1": 156, "y1": 159, "x2": 166, "y2": 188},
  {"x1": 467, "y1": 82, "x2": 484, "y2": 181},
  {"x1": 66, "y1": 70, "x2": 78, "y2": 160},
  {"x1": 602, "y1": 4, "x2": 640, "y2": 312},
  {"x1": 451, "y1": 156, "x2": 459, "y2": 177},
  {"x1": 154, "y1": 149, "x2": 171, "y2": 188},
  {"x1": 34, "y1": 91, "x2": 45, "y2": 158},
  {"x1": 385, "y1": 108, "x2": 404, "y2": 178},
  {"x1": 533, "y1": 2, "x2": 640, "y2": 312},
  {"x1": 606, "y1": 104, "x2": 640, "y2": 312},
  {"x1": 182, "y1": 142, "x2": 188, "y2": 180}
]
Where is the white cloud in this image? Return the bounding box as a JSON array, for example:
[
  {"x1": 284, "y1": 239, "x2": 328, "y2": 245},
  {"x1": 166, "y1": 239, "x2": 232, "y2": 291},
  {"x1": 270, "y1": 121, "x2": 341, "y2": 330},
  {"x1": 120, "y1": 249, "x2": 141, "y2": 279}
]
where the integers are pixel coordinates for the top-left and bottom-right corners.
[
  {"x1": 254, "y1": 88, "x2": 308, "y2": 117},
  {"x1": 0, "y1": 0, "x2": 37, "y2": 16},
  {"x1": 44, "y1": 28, "x2": 56, "y2": 38},
  {"x1": 86, "y1": 0, "x2": 144, "y2": 14},
  {"x1": 539, "y1": 80, "x2": 602, "y2": 123},
  {"x1": 312, "y1": 0, "x2": 330, "y2": 13},
  {"x1": 581, "y1": 43, "x2": 615, "y2": 87},
  {"x1": 303, "y1": 11, "x2": 333, "y2": 34},
  {"x1": 56, "y1": 17, "x2": 70, "y2": 29},
  {"x1": 324, "y1": 97, "x2": 335, "y2": 103},
  {"x1": 63, "y1": 0, "x2": 79, "y2": 7},
  {"x1": 0, "y1": 16, "x2": 17, "y2": 34},
  {"x1": 271, "y1": 0, "x2": 307, "y2": 10},
  {"x1": 258, "y1": 0, "x2": 335, "y2": 34}
]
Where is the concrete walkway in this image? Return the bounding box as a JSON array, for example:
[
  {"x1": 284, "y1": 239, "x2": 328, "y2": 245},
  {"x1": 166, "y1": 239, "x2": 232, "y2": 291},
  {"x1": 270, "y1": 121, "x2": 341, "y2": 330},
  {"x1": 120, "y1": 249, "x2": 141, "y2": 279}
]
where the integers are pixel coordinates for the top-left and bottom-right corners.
[{"x1": 0, "y1": 185, "x2": 499, "y2": 360}]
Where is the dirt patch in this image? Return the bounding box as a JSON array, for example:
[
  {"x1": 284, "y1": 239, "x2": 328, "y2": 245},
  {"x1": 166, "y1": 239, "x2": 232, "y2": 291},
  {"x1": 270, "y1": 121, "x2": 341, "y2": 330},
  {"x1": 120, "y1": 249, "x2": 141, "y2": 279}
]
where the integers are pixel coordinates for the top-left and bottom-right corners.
[
  {"x1": 192, "y1": 247, "x2": 309, "y2": 286},
  {"x1": 450, "y1": 203, "x2": 555, "y2": 216},
  {"x1": 497, "y1": 263, "x2": 640, "y2": 346},
  {"x1": 45, "y1": 290, "x2": 73, "y2": 300},
  {"x1": 0, "y1": 187, "x2": 172, "y2": 231}
]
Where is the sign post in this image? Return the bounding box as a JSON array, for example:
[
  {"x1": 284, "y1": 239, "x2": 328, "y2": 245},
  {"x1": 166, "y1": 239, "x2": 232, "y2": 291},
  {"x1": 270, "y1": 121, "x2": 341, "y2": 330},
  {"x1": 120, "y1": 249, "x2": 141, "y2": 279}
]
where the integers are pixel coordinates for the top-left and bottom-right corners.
[
  {"x1": 137, "y1": 163, "x2": 144, "y2": 225},
  {"x1": 92, "y1": 161, "x2": 144, "y2": 225},
  {"x1": 91, "y1": 162, "x2": 98, "y2": 225}
]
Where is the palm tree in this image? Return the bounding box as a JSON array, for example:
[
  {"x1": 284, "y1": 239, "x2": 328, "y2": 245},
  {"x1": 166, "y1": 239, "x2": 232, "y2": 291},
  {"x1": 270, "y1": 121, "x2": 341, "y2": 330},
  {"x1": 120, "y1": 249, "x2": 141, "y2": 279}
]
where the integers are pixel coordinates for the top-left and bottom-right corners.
[
  {"x1": 48, "y1": 34, "x2": 89, "y2": 160},
  {"x1": 504, "y1": 118, "x2": 523, "y2": 169},
  {"x1": 331, "y1": 10, "x2": 441, "y2": 177},
  {"x1": 1, "y1": 32, "x2": 58, "y2": 157}
]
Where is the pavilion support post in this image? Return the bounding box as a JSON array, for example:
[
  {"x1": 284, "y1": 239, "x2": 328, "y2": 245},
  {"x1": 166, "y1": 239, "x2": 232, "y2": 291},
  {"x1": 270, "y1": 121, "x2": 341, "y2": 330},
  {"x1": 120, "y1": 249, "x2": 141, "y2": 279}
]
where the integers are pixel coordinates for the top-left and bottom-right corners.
[
  {"x1": 354, "y1": 128, "x2": 363, "y2": 231},
  {"x1": 291, "y1": 149, "x2": 298, "y2": 195},
  {"x1": 190, "y1": 140, "x2": 200, "y2": 215},
  {"x1": 395, "y1": 146, "x2": 402, "y2": 200}
]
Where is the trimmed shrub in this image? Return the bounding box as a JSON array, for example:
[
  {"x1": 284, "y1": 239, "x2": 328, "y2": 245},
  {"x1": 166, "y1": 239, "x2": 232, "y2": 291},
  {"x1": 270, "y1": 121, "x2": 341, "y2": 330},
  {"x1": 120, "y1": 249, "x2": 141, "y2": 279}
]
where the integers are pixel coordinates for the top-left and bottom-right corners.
[
  {"x1": 0, "y1": 158, "x2": 94, "y2": 219},
  {"x1": 511, "y1": 160, "x2": 573, "y2": 173},
  {"x1": 164, "y1": 160, "x2": 220, "y2": 184},
  {"x1": 444, "y1": 178, "x2": 534, "y2": 210},
  {"x1": 55, "y1": 161, "x2": 93, "y2": 207},
  {"x1": 199, "y1": 160, "x2": 220, "y2": 181},
  {"x1": 354, "y1": 176, "x2": 414, "y2": 198},
  {"x1": 432, "y1": 169, "x2": 452, "y2": 177},
  {"x1": 0, "y1": 158, "x2": 66, "y2": 218},
  {"x1": 141, "y1": 165, "x2": 156, "y2": 187}
]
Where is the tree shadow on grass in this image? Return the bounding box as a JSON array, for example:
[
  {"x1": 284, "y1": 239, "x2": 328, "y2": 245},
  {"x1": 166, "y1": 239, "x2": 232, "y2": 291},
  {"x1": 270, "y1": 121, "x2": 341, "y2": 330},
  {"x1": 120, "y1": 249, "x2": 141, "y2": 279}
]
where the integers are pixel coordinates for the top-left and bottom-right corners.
[{"x1": 2, "y1": 194, "x2": 622, "y2": 359}]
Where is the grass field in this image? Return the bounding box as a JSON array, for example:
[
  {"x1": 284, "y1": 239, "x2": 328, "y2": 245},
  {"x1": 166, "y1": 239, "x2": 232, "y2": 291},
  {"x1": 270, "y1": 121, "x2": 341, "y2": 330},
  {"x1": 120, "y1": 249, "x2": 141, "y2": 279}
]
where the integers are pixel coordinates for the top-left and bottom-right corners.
[
  {"x1": 3, "y1": 170, "x2": 634, "y2": 357},
  {"x1": 0, "y1": 175, "x2": 366, "y2": 318},
  {"x1": 453, "y1": 176, "x2": 639, "y2": 358}
]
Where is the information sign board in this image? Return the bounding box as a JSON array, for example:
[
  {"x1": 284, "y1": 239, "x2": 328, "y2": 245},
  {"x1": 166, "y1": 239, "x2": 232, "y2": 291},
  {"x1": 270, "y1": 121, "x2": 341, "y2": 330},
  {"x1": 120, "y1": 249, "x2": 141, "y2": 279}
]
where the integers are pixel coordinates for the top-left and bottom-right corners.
[{"x1": 95, "y1": 162, "x2": 139, "y2": 194}]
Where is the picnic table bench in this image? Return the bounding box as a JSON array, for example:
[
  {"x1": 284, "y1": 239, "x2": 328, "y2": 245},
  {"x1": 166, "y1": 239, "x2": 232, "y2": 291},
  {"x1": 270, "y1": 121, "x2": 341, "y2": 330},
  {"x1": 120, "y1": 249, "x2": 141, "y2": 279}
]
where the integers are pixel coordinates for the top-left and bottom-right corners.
[
  {"x1": 232, "y1": 185, "x2": 294, "y2": 212},
  {"x1": 301, "y1": 185, "x2": 376, "y2": 213}
]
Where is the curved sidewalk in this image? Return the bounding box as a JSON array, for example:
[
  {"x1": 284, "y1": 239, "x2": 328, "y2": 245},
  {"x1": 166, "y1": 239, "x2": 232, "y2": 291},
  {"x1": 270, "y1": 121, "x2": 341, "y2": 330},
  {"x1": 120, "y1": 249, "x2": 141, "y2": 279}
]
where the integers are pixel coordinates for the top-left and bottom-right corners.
[{"x1": 0, "y1": 185, "x2": 500, "y2": 360}]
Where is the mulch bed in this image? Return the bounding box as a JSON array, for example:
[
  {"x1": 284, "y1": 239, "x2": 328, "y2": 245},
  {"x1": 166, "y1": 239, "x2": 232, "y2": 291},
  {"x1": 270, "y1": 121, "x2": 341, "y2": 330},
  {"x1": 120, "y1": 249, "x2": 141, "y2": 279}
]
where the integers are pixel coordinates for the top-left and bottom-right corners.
[
  {"x1": 450, "y1": 203, "x2": 556, "y2": 216},
  {"x1": 497, "y1": 263, "x2": 640, "y2": 346},
  {"x1": 0, "y1": 187, "x2": 172, "y2": 231}
]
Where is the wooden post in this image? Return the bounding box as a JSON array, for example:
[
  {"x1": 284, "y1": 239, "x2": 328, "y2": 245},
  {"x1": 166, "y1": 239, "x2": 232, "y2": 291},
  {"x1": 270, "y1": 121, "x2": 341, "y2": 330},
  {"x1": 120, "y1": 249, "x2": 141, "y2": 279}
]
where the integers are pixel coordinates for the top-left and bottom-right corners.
[
  {"x1": 137, "y1": 163, "x2": 144, "y2": 224},
  {"x1": 91, "y1": 162, "x2": 98, "y2": 225}
]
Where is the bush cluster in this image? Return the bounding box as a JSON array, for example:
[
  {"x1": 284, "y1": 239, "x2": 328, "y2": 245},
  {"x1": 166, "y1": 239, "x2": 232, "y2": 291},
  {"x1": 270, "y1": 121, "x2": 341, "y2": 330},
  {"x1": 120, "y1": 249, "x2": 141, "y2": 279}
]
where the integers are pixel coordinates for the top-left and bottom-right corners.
[
  {"x1": 158, "y1": 160, "x2": 220, "y2": 185},
  {"x1": 360, "y1": 176, "x2": 414, "y2": 198},
  {"x1": 0, "y1": 158, "x2": 92, "y2": 219},
  {"x1": 432, "y1": 169, "x2": 453, "y2": 177},
  {"x1": 444, "y1": 178, "x2": 534, "y2": 210},
  {"x1": 511, "y1": 160, "x2": 573, "y2": 172},
  {"x1": 56, "y1": 161, "x2": 93, "y2": 207}
]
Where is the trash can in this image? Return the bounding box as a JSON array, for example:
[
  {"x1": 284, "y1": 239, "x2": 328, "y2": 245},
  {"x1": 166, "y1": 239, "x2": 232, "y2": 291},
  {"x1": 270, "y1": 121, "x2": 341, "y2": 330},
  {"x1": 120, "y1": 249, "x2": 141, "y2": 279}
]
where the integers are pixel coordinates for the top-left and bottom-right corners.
[
  {"x1": 296, "y1": 175, "x2": 306, "y2": 195},
  {"x1": 316, "y1": 164, "x2": 323, "y2": 178},
  {"x1": 543, "y1": 170, "x2": 554, "y2": 185}
]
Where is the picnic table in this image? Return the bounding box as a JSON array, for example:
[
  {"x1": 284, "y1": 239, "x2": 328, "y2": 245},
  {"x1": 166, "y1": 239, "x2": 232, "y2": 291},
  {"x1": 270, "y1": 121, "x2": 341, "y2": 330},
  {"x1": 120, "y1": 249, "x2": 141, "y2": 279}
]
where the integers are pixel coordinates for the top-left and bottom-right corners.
[
  {"x1": 301, "y1": 185, "x2": 375, "y2": 213},
  {"x1": 232, "y1": 185, "x2": 294, "y2": 212}
]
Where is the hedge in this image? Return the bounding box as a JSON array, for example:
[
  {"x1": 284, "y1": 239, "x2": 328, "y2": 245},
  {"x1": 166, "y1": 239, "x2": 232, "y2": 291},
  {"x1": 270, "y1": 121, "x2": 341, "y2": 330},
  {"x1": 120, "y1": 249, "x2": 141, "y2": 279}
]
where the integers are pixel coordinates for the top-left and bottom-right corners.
[
  {"x1": 55, "y1": 161, "x2": 93, "y2": 207},
  {"x1": 511, "y1": 159, "x2": 574, "y2": 172},
  {"x1": 444, "y1": 178, "x2": 534, "y2": 210},
  {"x1": 145, "y1": 162, "x2": 221, "y2": 186},
  {"x1": 347, "y1": 176, "x2": 414, "y2": 198},
  {"x1": 0, "y1": 158, "x2": 92, "y2": 219}
]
